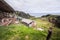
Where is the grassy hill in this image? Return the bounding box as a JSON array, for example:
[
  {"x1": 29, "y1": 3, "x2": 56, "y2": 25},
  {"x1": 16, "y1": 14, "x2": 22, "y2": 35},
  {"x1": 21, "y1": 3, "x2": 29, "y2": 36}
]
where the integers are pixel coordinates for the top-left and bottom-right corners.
[
  {"x1": 0, "y1": 24, "x2": 47, "y2": 40},
  {"x1": 0, "y1": 18, "x2": 60, "y2": 40}
]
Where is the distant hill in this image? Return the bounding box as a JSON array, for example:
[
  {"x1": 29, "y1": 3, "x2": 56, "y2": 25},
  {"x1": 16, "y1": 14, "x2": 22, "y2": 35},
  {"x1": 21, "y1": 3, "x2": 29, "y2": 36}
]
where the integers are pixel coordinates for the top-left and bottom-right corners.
[{"x1": 15, "y1": 11, "x2": 32, "y2": 19}]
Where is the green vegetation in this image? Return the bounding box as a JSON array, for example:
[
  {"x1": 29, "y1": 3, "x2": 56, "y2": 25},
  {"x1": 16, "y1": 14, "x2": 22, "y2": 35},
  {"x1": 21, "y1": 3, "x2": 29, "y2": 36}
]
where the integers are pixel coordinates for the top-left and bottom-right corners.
[
  {"x1": 0, "y1": 17, "x2": 60, "y2": 40},
  {"x1": 41, "y1": 14, "x2": 60, "y2": 28},
  {"x1": 51, "y1": 27, "x2": 60, "y2": 40},
  {"x1": 0, "y1": 23, "x2": 47, "y2": 40}
]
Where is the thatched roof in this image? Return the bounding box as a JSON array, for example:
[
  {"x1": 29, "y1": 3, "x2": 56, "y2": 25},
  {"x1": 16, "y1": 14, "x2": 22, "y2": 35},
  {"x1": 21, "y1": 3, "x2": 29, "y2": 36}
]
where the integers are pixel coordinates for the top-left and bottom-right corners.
[{"x1": 0, "y1": 0, "x2": 15, "y2": 12}]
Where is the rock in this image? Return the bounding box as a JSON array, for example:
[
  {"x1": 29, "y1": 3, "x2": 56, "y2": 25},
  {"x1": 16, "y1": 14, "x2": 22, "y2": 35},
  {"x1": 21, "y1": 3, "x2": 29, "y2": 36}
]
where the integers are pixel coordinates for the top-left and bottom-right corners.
[{"x1": 36, "y1": 28, "x2": 44, "y2": 31}]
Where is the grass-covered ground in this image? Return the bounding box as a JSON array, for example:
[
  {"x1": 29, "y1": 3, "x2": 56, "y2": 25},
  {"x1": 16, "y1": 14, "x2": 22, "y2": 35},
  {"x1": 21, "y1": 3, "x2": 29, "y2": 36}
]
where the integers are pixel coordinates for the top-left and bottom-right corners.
[
  {"x1": 51, "y1": 27, "x2": 60, "y2": 40},
  {"x1": 0, "y1": 19, "x2": 60, "y2": 40},
  {"x1": 34, "y1": 19, "x2": 60, "y2": 40},
  {"x1": 0, "y1": 24, "x2": 47, "y2": 40}
]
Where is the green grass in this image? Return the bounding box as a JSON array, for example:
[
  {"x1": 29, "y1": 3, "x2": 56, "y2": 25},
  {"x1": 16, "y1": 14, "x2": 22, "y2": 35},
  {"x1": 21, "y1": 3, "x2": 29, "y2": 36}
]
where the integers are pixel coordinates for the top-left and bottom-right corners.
[
  {"x1": 34, "y1": 19, "x2": 51, "y2": 29},
  {"x1": 33, "y1": 19, "x2": 60, "y2": 40},
  {"x1": 0, "y1": 18, "x2": 60, "y2": 40},
  {"x1": 51, "y1": 27, "x2": 60, "y2": 40},
  {"x1": 0, "y1": 23, "x2": 47, "y2": 40}
]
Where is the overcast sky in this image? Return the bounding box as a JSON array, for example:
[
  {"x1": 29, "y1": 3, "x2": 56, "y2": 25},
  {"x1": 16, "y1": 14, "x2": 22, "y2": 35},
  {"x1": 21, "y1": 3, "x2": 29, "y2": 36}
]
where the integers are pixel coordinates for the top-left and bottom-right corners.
[{"x1": 5, "y1": 0, "x2": 60, "y2": 17}]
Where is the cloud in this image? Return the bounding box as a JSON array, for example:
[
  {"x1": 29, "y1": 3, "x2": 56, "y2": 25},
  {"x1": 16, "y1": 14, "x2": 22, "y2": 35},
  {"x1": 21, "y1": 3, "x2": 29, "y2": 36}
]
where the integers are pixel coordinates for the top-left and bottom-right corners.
[{"x1": 5, "y1": 0, "x2": 60, "y2": 13}]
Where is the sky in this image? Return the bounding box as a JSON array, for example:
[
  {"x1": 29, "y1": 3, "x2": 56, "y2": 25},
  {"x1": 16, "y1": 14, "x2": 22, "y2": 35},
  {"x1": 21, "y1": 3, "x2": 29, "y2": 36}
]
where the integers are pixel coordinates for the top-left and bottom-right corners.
[{"x1": 5, "y1": 0, "x2": 60, "y2": 17}]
